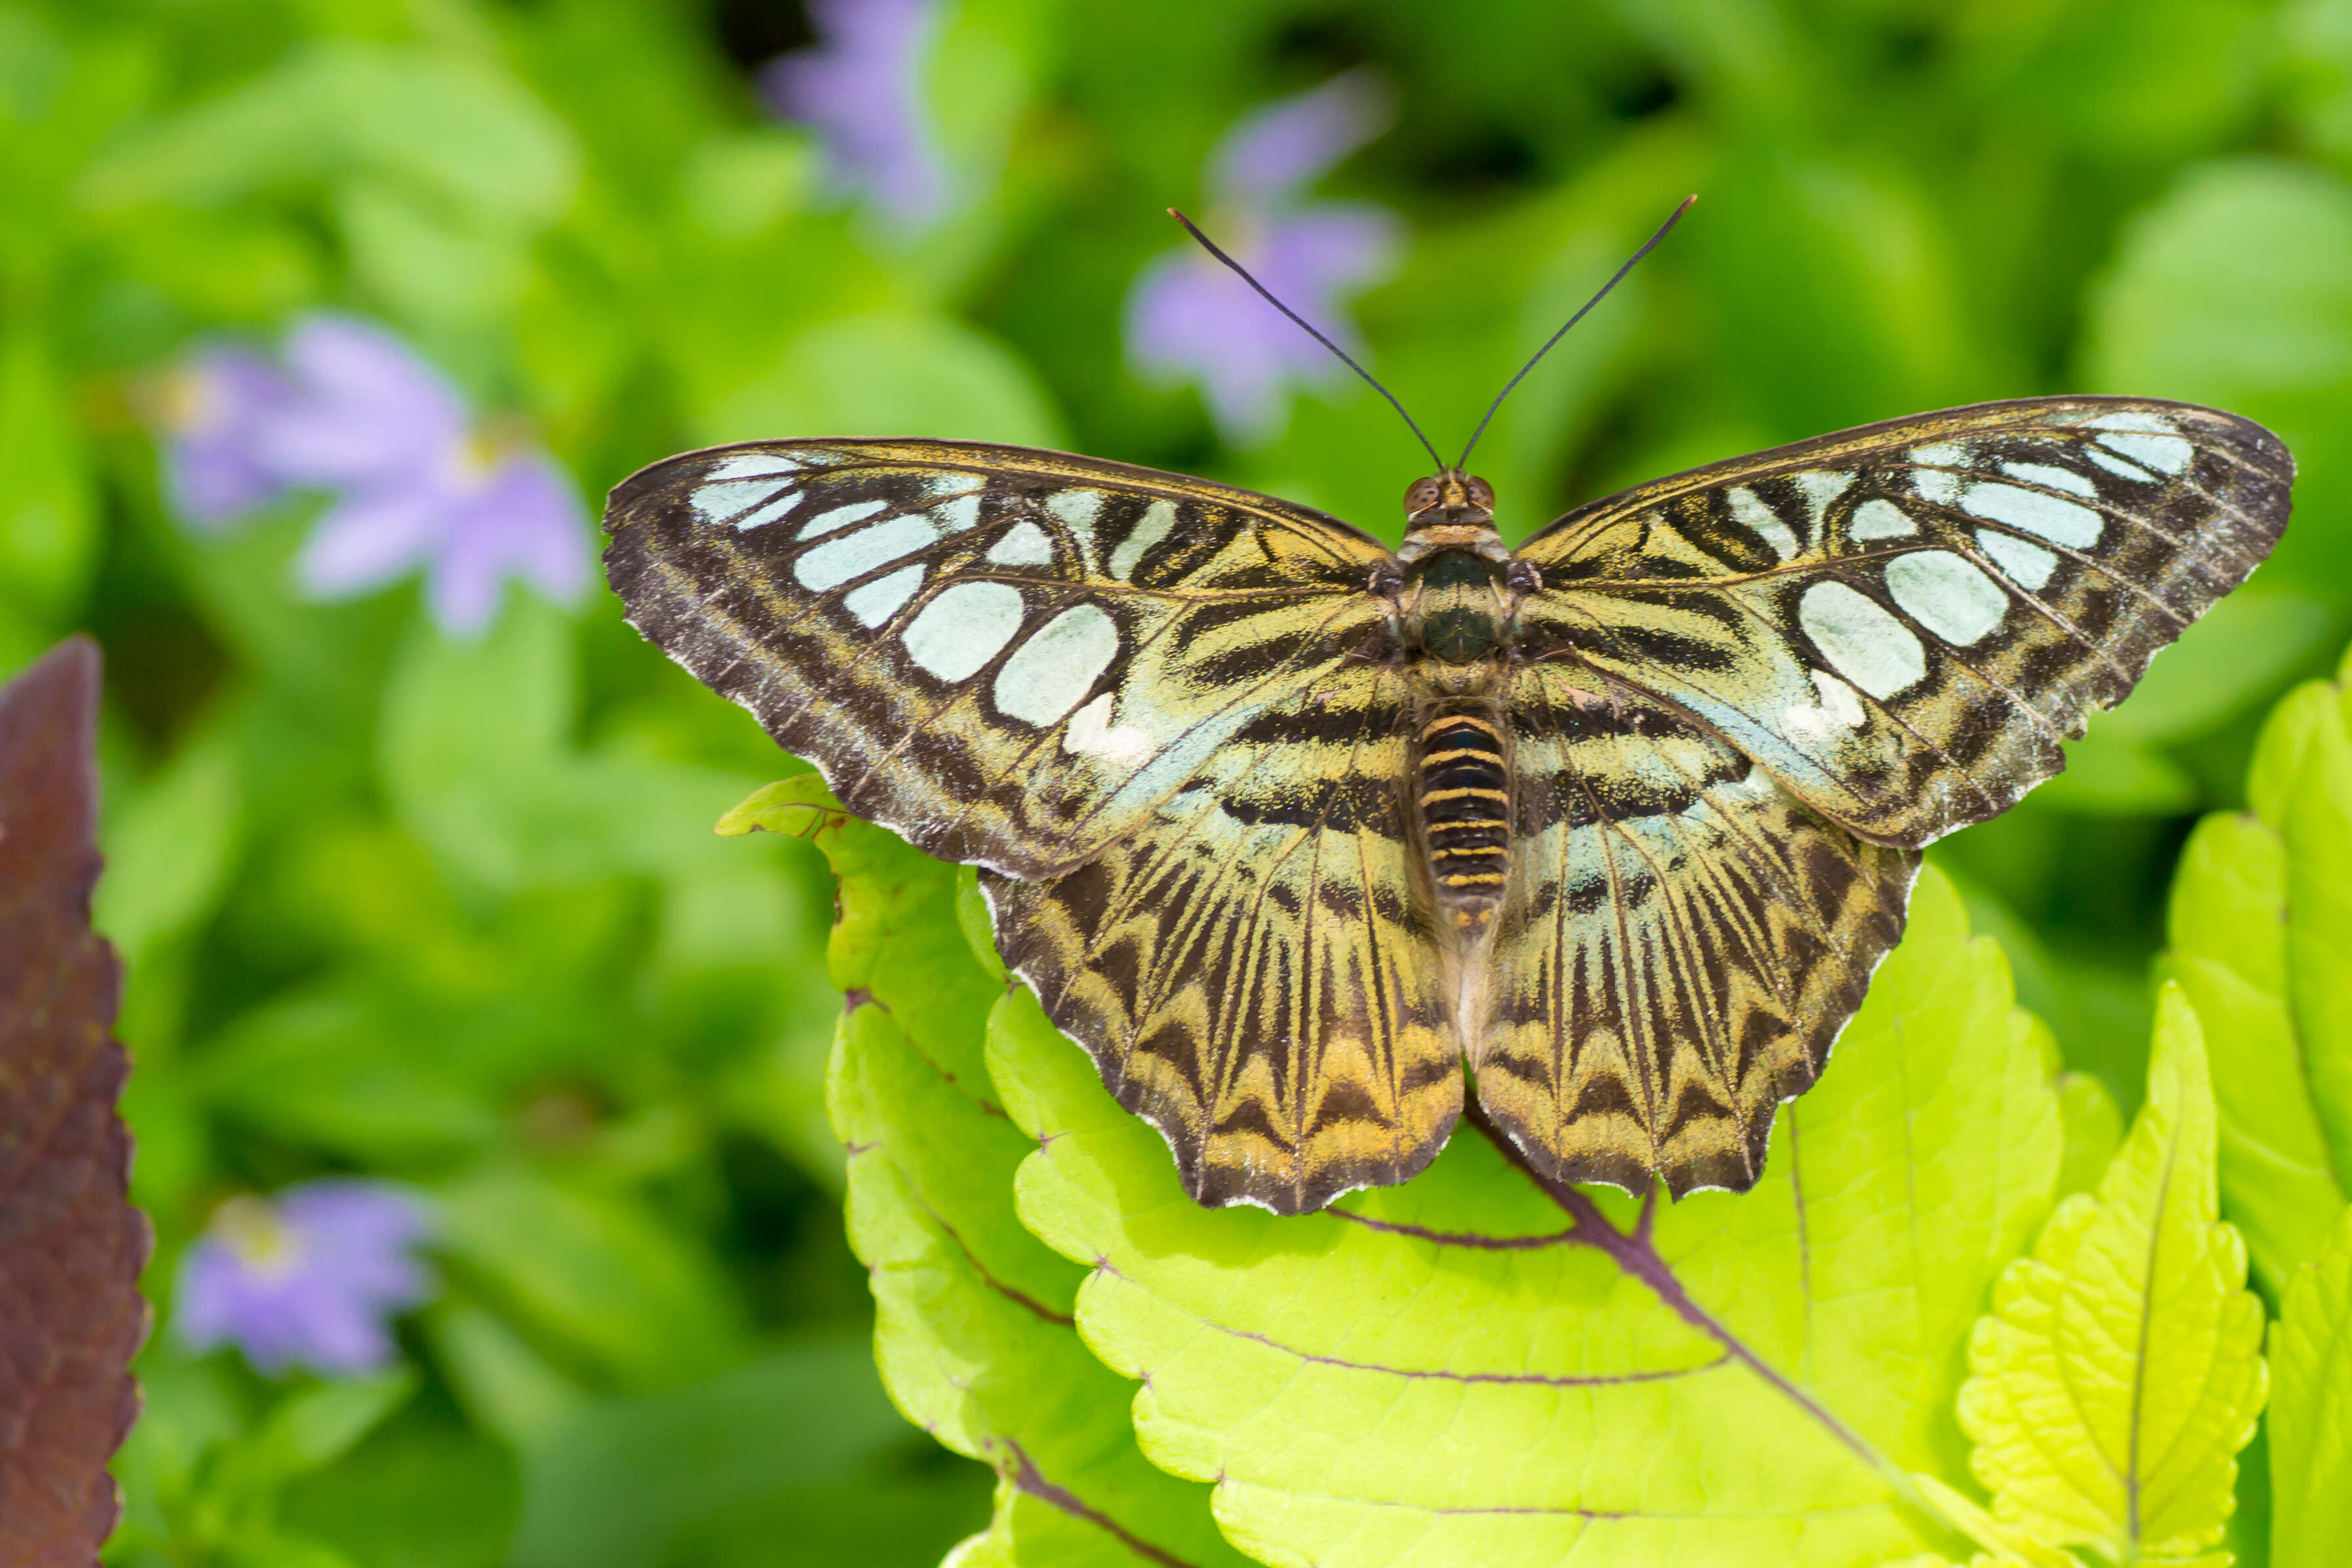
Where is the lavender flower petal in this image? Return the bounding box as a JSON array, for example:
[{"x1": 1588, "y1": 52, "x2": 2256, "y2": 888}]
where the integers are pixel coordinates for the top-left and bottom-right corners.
[
  {"x1": 423, "y1": 450, "x2": 591, "y2": 637},
  {"x1": 294, "y1": 482, "x2": 452, "y2": 600},
  {"x1": 258, "y1": 314, "x2": 470, "y2": 490},
  {"x1": 1210, "y1": 69, "x2": 1392, "y2": 208},
  {"x1": 760, "y1": 0, "x2": 947, "y2": 227},
  {"x1": 152, "y1": 346, "x2": 296, "y2": 530},
  {"x1": 173, "y1": 1181, "x2": 435, "y2": 1378}
]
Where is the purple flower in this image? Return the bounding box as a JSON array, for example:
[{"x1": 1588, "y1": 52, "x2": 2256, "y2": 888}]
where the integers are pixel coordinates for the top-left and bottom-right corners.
[
  {"x1": 1126, "y1": 71, "x2": 1400, "y2": 445},
  {"x1": 760, "y1": 0, "x2": 947, "y2": 229},
  {"x1": 268, "y1": 315, "x2": 591, "y2": 636},
  {"x1": 149, "y1": 346, "x2": 298, "y2": 530},
  {"x1": 174, "y1": 1180, "x2": 435, "y2": 1377},
  {"x1": 147, "y1": 312, "x2": 592, "y2": 637}
]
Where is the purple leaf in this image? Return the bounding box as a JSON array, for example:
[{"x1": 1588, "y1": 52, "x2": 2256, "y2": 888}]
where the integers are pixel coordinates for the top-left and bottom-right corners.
[{"x1": 0, "y1": 638, "x2": 151, "y2": 1566}]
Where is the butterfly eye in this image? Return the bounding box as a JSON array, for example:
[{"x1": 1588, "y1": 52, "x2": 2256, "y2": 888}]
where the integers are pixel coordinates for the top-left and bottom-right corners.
[
  {"x1": 1403, "y1": 477, "x2": 1443, "y2": 515},
  {"x1": 1465, "y1": 476, "x2": 1496, "y2": 510}
]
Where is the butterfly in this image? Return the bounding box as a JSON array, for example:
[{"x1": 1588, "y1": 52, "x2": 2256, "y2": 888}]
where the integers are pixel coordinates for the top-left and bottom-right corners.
[
  {"x1": 604, "y1": 389, "x2": 2291, "y2": 1214},
  {"x1": 605, "y1": 196, "x2": 2288, "y2": 1215}
]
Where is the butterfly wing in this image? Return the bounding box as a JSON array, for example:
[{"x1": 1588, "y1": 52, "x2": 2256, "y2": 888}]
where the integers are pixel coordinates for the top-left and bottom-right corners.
[
  {"x1": 1475, "y1": 661, "x2": 1917, "y2": 1197},
  {"x1": 605, "y1": 438, "x2": 1394, "y2": 878},
  {"x1": 986, "y1": 657, "x2": 1460, "y2": 1214},
  {"x1": 1515, "y1": 397, "x2": 2293, "y2": 847},
  {"x1": 605, "y1": 439, "x2": 1455, "y2": 1213}
]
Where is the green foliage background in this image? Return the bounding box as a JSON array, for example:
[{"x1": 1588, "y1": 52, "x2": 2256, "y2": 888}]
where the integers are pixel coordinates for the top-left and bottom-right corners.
[{"x1": 2, "y1": 0, "x2": 2350, "y2": 1564}]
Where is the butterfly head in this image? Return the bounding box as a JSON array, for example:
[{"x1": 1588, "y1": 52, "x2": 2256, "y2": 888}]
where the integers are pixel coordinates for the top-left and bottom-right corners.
[
  {"x1": 1404, "y1": 470, "x2": 1495, "y2": 526},
  {"x1": 1397, "y1": 470, "x2": 1506, "y2": 568}
]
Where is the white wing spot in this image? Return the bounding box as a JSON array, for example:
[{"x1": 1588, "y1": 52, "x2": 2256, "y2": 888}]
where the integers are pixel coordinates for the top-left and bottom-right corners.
[
  {"x1": 2084, "y1": 447, "x2": 2155, "y2": 483},
  {"x1": 2095, "y1": 431, "x2": 2193, "y2": 475},
  {"x1": 903, "y1": 582, "x2": 1025, "y2": 682},
  {"x1": 987, "y1": 520, "x2": 1055, "y2": 567},
  {"x1": 1959, "y1": 481, "x2": 2102, "y2": 547},
  {"x1": 1792, "y1": 469, "x2": 1855, "y2": 521},
  {"x1": 1849, "y1": 498, "x2": 1917, "y2": 541},
  {"x1": 795, "y1": 498, "x2": 890, "y2": 539},
  {"x1": 2001, "y1": 461, "x2": 2098, "y2": 498},
  {"x1": 1784, "y1": 669, "x2": 1867, "y2": 739},
  {"x1": 732, "y1": 492, "x2": 801, "y2": 531},
  {"x1": 1110, "y1": 499, "x2": 1178, "y2": 581},
  {"x1": 1798, "y1": 580, "x2": 1927, "y2": 699},
  {"x1": 934, "y1": 492, "x2": 983, "y2": 534},
  {"x1": 1729, "y1": 486, "x2": 1799, "y2": 562},
  {"x1": 1047, "y1": 490, "x2": 1105, "y2": 532},
  {"x1": 1977, "y1": 530, "x2": 2058, "y2": 591},
  {"x1": 794, "y1": 515, "x2": 937, "y2": 592},
  {"x1": 691, "y1": 477, "x2": 792, "y2": 526},
  {"x1": 842, "y1": 564, "x2": 924, "y2": 627},
  {"x1": 1064, "y1": 693, "x2": 1156, "y2": 764},
  {"x1": 994, "y1": 604, "x2": 1120, "y2": 726},
  {"x1": 704, "y1": 454, "x2": 798, "y2": 482},
  {"x1": 2084, "y1": 410, "x2": 2179, "y2": 434},
  {"x1": 1887, "y1": 550, "x2": 2008, "y2": 646}
]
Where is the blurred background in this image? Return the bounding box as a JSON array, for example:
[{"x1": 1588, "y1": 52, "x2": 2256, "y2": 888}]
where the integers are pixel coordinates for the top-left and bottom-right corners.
[{"x1": 2, "y1": 0, "x2": 2347, "y2": 1563}]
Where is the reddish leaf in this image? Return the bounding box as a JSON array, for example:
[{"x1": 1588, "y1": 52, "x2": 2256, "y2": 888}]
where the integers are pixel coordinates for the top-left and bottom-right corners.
[{"x1": 0, "y1": 638, "x2": 149, "y2": 1565}]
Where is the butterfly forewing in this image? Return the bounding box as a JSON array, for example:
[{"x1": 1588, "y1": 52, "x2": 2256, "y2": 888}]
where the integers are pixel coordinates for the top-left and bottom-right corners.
[
  {"x1": 605, "y1": 439, "x2": 1393, "y2": 880},
  {"x1": 1518, "y1": 398, "x2": 2293, "y2": 847}
]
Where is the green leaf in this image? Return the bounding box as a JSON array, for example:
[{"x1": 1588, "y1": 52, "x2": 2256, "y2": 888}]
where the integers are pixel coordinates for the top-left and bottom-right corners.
[
  {"x1": 94, "y1": 722, "x2": 243, "y2": 971},
  {"x1": 2269, "y1": 1206, "x2": 2352, "y2": 1568},
  {"x1": 434, "y1": 1166, "x2": 744, "y2": 1394},
  {"x1": 78, "y1": 39, "x2": 578, "y2": 229},
  {"x1": 993, "y1": 869, "x2": 2059, "y2": 1565},
  {"x1": 2281, "y1": 680, "x2": 2352, "y2": 1199},
  {"x1": 2162, "y1": 660, "x2": 2352, "y2": 1293},
  {"x1": 2056, "y1": 1072, "x2": 2125, "y2": 1202},
  {"x1": 807, "y1": 808, "x2": 1254, "y2": 1567},
  {"x1": 1958, "y1": 985, "x2": 2267, "y2": 1564},
  {"x1": 0, "y1": 326, "x2": 96, "y2": 620},
  {"x1": 696, "y1": 313, "x2": 1068, "y2": 452},
  {"x1": 505, "y1": 1340, "x2": 980, "y2": 1568},
  {"x1": 713, "y1": 772, "x2": 843, "y2": 839}
]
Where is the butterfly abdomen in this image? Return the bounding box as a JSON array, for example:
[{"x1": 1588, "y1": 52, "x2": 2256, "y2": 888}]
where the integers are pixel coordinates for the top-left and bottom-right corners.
[{"x1": 1417, "y1": 708, "x2": 1511, "y2": 931}]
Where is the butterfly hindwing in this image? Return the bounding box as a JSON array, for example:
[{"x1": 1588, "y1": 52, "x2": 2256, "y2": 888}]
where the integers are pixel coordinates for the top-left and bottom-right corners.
[
  {"x1": 1475, "y1": 662, "x2": 1917, "y2": 1196},
  {"x1": 985, "y1": 659, "x2": 1460, "y2": 1213},
  {"x1": 604, "y1": 439, "x2": 1393, "y2": 879},
  {"x1": 1518, "y1": 397, "x2": 2293, "y2": 846}
]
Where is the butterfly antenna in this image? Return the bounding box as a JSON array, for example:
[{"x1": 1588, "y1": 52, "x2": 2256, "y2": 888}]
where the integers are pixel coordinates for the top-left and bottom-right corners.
[
  {"x1": 1168, "y1": 208, "x2": 1446, "y2": 473},
  {"x1": 1455, "y1": 193, "x2": 1696, "y2": 471}
]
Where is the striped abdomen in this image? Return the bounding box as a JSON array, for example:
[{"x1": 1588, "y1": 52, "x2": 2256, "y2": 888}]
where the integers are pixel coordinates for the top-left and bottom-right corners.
[{"x1": 1417, "y1": 709, "x2": 1511, "y2": 930}]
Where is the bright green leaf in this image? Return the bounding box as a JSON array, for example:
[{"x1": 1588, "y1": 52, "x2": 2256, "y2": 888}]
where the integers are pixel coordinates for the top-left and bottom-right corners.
[
  {"x1": 808, "y1": 809, "x2": 1254, "y2": 1567},
  {"x1": 2164, "y1": 810, "x2": 2348, "y2": 1295},
  {"x1": 2281, "y1": 682, "x2": 2352, "y2": 1194},
  {"x1": 2164, "y1": 659, "x2": 2352, "y2": 1293},
  {"x1": 2056, "y1": 1072, "x2": 2125, "y2": 1202},
  {"x1": 993, "y1": 869, "x2": 2058, "y2": 1565},
  {"x1": 1958, "y1": 986, "x2": 2267, "y2": 1563},
  {"x1": 2269, "y1": 1206, "x2": 2352, "y2": 1568}
]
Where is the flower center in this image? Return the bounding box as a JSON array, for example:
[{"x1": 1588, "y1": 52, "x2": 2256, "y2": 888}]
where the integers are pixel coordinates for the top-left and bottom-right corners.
[{"x1": 213, "y1": 1195, "x2": 305, "y2": 1279}]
